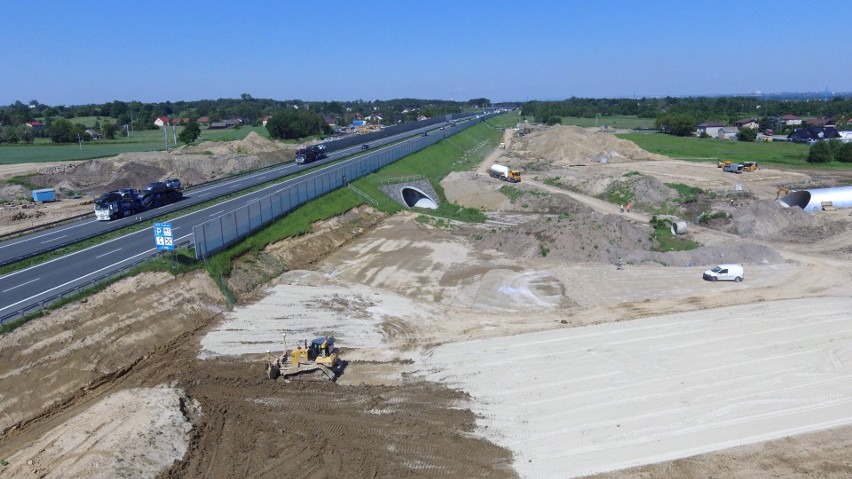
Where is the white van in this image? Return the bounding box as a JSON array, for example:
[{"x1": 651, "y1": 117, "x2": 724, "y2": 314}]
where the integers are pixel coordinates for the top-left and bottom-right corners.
[{"x1": 702, "y1": 264, "x2": 744, "y2": 282}]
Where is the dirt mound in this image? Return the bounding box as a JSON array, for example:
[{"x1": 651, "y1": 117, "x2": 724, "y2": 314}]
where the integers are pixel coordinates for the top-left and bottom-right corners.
[
  {"x1": 728, "y1": 200, "x2": 848, "y2": 243},
  {"x1": 473, "y1": 208, "x2": 655, "y2": 264},
  {"x1": 32, "y1": 146, "x2": 295, "y2": 195},
  {"x1": 507, "y1": 125, "x2": 667, "y2": 168},
  {"x1": 184, "y1": 131, "x2": 283, "y2": 156}
]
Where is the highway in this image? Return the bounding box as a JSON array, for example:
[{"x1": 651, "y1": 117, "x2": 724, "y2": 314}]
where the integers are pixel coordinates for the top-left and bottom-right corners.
[{"x1": 0, "y1": 115, "x2": 482, "y2": 323}]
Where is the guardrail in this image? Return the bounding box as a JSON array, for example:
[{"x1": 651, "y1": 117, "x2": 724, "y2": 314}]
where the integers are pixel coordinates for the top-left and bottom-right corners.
[{"x1": 0, "y1": 240, "x2": 192, "y2": 327}]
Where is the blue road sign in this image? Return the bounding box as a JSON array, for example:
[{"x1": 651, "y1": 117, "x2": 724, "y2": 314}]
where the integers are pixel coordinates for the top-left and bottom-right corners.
[{"x1": 153, "y1": 222, "x2": 174, "y2": 250}]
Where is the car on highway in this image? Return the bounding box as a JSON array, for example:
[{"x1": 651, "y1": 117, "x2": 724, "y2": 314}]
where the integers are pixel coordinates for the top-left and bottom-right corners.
[
  {"x1": 164, "y1": 178, "x2": 182, "y2": 189},
  {"x1": 361, "y1": 144, "x2": 370, "y2": 150},
  {"x1": 143, "y1": 181, "x2": 167, "y2": 192}
]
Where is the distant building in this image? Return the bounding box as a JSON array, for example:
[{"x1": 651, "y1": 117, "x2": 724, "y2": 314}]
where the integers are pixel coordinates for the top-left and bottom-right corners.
[
  {"x1": 154, "y1": 116, "x2": 169, "y2": 127},
  {"x1": 782, "y1": 114, "x2": 802, "y2": 126},
  {"x1": 734, "y1": 118, "x2": 759, "y2": 129},
  {"x1": 696, "y1": 121, "x2": 725, "y2": 138},
  {"x1": 788, "y1": 126, "x2": 840, "y2": 143},
  {"x1": 718, "y1": 127, "x2": 740, "y2": 140},
  {"x1": 84, "y1": 129, "x2": 102, "y2": 140},
  {"x1": 25, "y1": 121, "x2": 44, "y2": 133},
  {"x1": 196, "y1": 116, "x2": 210, "y2": 125}
]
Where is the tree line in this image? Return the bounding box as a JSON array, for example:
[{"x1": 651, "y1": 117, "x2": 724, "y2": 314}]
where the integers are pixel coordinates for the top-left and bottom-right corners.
[
  {"x1": 520, "y1": 96, "x2": 852, "y2": 130},
  {"x1": 0, "y1": 96, "x2": 490, "y2": 144}
]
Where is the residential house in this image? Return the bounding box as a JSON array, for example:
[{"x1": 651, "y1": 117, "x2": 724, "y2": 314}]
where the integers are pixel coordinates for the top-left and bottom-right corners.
[
  {"x1": 323, "y1": 116, "x2": 337, "y2": 128},
  {"x1": 804, "y1": 118, "x2": 833, "y2": 127},
  {"x1": 25, "y1": 121, "x2": 44, "y2": 133},
  {"x1": 735, "y1": 118, "x2": 759, "y2": 129},
  {"x1": 718, "y1": 127, "x2": 740, "y2": 140},
  {"x1": 207, "y1": 119, "x2": 240, "y2": 130},
  {"x1": 196, "y1": 116, "x2": 210, "y2": 125},
  {"x1": 787, "y1": 126, "x2": 840, "y2": 143},
  {"x1": 84, "y1": 129, "x2": 102, "y2": 140},
  {"x1": 782, "y1": 114, "x2": 802, "y2": 126},
  {"x1": 170, "y1": 117, "x2": 189, "y2": 126},
  {"x1": 261, "y1": 115, "x2": 271, "y2": 127},
  {"x1": 154, "y1": 116, "x2": 169, "y2": 127},
  {"x1": 696, "y1": 121, "x2": 725, "y2": 138}
]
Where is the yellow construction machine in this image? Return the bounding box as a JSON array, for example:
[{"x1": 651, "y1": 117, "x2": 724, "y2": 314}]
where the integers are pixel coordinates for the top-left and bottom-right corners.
[
  {"x1": 742, "y1": 162, "x2": 758, "y2": 172},
  {"x1": 775, "y1": 187, "x2": 790, "y2": 200},
  {"x1": 266, "y1": 333, "x2": 341, "y2": 381},
  {"x1": 717, "y1": 159, "x2": 733, "y2": 168}
]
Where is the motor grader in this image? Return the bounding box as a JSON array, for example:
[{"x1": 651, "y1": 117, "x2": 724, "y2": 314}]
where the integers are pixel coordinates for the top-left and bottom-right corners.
[{"x1": 266, "y1": 333, "x2": 341, "y2": 381}]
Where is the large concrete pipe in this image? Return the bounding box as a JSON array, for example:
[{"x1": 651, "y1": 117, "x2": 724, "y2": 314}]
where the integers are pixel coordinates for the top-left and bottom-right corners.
[
  {"x1": 671, "y1": 221, "x2": 688, "y2": 235},
  {"x1": 779, "y1": 186, "x2": 852, "y2": 213}
]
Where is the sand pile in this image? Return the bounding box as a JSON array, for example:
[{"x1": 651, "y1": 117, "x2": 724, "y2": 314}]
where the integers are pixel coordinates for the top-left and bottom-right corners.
[
  {"x1": 509, "y1": 125, "x2": 667, "y2": 167},
  {"x1": 30, "y1": 135, "x2": 296, "y2": 195}
]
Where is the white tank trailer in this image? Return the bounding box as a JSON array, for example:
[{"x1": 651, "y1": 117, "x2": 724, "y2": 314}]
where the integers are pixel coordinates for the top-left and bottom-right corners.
[
  {"x1": 779, "y1": 186, "x2": 852, "y2": 213},
  {"x1": 489, "y1": 164, "x2": 521, "y2": 183}
]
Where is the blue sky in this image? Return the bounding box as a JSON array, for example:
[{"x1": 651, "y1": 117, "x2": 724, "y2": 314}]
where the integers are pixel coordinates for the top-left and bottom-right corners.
[{"x1": 2, "y1": 1, "x2": 849, "y2": 106}]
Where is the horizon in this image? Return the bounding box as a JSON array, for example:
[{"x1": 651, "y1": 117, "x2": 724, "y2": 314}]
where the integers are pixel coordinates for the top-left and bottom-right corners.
[{"x1": 2, "y1": 1, "x2": 851, "y2": 106}]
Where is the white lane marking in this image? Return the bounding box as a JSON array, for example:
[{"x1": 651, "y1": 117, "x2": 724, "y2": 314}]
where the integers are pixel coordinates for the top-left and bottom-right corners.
[
  {"x1": 0, "y1": 249, "x2": 153, "y2": 314},
  {"x1": 41, "y1": 234, "x2": 67, "y2": 244},
  {"x1": 2, "y1": 277, "x2": 40, "y2": 293},
  {"x1": 95, "y1": 248, "x2": 122, "y2": 259},
  {"x1": 0, "y1": 220, "x2": 97, "y2": 250},
  {"x1": 209, "y1": 210, "x2": 225, "y2": 217}
]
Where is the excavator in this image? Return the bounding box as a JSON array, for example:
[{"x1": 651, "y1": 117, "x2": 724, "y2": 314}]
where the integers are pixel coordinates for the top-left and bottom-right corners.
[
  {"x1": 775, "y1": 187, "x2": 790, "y2": 200},
  {"x1": 266, "y1": 333, "x2": 341, "y2": 381}
]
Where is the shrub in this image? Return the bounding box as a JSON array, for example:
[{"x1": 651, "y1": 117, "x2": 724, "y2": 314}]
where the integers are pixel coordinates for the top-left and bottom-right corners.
[{"x1": 806, "y1": 141, "x2": 832, "y2": 163}]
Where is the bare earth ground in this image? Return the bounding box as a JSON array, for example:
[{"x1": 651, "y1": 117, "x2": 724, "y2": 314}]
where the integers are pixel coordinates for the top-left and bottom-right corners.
[{"x1": 2, "y1": 125, "x2": 852, "y2": 478}]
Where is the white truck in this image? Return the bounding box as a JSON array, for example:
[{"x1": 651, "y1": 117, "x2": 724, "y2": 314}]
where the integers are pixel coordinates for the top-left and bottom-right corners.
[
  {"x1": 702, "y1": 264, "x2": 744, "y2": 282},
  {"x1": 489, "y1": 164, "x2": 521, "y2": 183}
]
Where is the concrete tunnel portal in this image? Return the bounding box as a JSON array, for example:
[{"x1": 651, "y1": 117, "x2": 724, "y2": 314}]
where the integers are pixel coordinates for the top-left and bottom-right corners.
[{"x1": 401, "y1": 186, "x2": 438, "y2": 209}]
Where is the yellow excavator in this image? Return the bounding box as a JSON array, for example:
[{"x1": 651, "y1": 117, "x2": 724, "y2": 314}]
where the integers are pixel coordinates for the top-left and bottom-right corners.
[
  {"x1": 717, "y1": 159, "x2": 733, "y2": 168},
  {"x1": 775, "y1": 187, "x2": 790, "y2": 200},
  {"x1": 742, "y1": 161, "x2": 758, "y2": 172},
  {"x1": 266, "y1": 333, "x2": 341, "y2": 381}
]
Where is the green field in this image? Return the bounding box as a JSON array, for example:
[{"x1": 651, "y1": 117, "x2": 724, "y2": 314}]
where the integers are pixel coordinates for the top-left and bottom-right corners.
[
  {"x1": 557, "y1": 116, "x2": 656, "y2": 129},
  {"x1": 0, "y1": 126, "x2": 272, "y2": 164},
  {"x1": 617, "y1": 132, "x2": 852, "y2": 169}
]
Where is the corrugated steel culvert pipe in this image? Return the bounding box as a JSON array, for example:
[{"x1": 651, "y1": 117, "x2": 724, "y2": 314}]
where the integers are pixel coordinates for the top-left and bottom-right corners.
[{"x1": 779, "y1": 186, "x2": 852, "y2": 213}]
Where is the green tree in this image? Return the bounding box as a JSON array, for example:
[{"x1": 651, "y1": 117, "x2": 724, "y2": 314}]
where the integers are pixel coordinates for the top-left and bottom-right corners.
[
  {"x1": 827, "y1": 139, "x2": 842, "y2": 158},
  {"x1": 737, "y1": 128, "x2": 757, "y2": 142},
  {"x1": 806, "y1": 140, "x2": 833, "y2": 164},
  {"x1": 656, "y1": 113, "x2": 696, "y2": 136},
  {"x1": 16, "y1": 124, "x2": 34, "y2": 143},
  {"x1": 836, "y1": 142, "x2": 852, "y2": 163},
  {"x1": 265, "y1": 109, "x2": 331, "y2": 140},
  {"x1": 102, "y1": 121, "x2": 116, "y2": 140},
  {"x1": 178, "y1": 121, "x2": 201, "y2": 144},
  {"x1": 48, "y1": 118, "x2": 76, "y2": 143},
  {"x1": 0, "y1": 125, "x2": 17, "y2": 143}
]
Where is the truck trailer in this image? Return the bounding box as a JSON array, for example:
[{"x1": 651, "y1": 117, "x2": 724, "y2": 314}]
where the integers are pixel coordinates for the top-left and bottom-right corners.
[
  {"x1": 489, "y1": 164, "x2": 521, "y2": 183},
  {"x1": 294, "y1": 144, "x2": 328, "y2": 165},
  {"x1": 94, "y1": 180, "x2": 183, "y2": 221}
]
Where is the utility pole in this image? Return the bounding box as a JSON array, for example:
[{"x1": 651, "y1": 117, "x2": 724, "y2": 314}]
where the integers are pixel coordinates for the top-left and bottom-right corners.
[
  {"x1": 163, "y1": 126, "x2": 169, "y2": 151},
  {"x1": 77, "y1": 133, "x2": 83, "y2": 151},
  {"x1": 171, "y1": 124, "x2": 177, "y2": 146}
]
